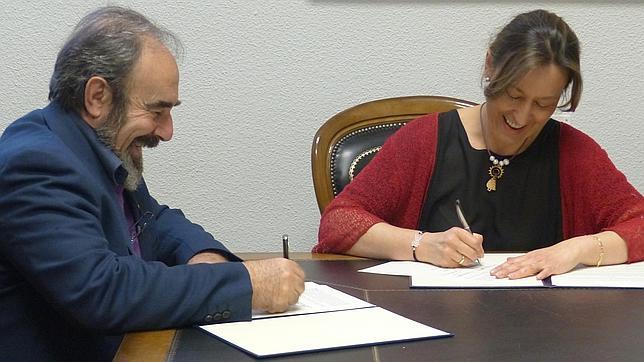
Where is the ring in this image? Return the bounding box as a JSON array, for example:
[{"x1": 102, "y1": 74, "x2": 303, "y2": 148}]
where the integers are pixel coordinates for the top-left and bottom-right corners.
[{"x1": 457, "y1": 255, "x2": 465, "y2": 265}]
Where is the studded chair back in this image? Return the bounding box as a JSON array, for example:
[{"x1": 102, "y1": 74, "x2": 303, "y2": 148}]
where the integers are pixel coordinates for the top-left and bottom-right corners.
[{"x1": 311, "y1": 95, "x2": 476, "y2": 213}]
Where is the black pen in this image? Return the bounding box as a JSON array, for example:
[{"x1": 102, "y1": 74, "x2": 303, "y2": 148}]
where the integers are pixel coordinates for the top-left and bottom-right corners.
[
  {"x1": 282, "y1": 234, "x2": 289, "y2": 259},
  {"x1": 455, "y1": 199, "x2": 481, "y2": 265}
]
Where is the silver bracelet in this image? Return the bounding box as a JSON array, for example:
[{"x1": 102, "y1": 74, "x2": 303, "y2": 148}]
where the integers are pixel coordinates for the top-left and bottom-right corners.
[{"x1": 411, "y1": 231, "x2": 423, "y2": 262}]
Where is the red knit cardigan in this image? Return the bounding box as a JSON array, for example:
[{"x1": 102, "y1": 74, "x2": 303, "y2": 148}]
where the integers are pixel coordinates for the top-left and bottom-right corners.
[{"x1": 314, "y1": 113, "x2": 644, "y2": 262}]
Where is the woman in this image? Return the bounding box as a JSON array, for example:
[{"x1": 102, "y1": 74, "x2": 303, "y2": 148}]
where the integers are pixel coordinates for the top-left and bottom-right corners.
[{"x1": 314, "y1": 9, "x2": 643, "y2": 280}]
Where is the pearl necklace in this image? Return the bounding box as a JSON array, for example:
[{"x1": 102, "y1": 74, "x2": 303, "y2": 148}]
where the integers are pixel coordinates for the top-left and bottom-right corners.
[
  {"x1": 485, "y1": 155, "x2": 509, "y2": 192},
  {"x1": 479, "y1": 102, "x2": 526, "y2": 192}
]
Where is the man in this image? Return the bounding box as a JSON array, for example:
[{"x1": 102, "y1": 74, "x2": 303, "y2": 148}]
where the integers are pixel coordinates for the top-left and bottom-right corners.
[{"x1": 0, "y1": 6, "x2": 304, "y2": 361}]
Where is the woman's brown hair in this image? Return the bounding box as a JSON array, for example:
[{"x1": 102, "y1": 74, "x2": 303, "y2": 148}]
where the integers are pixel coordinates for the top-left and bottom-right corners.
[{"x1": 484, "y1": 9, "x2": 582, "y2": 111}]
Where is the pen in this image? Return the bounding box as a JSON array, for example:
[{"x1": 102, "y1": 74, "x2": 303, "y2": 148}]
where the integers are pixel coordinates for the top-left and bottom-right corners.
[
  {"x1": 455, "y1": 199, "x2": 481, "y2": 265},
  {"x1": 282, "y1": 234, "x2": 289, "y2": 259}
]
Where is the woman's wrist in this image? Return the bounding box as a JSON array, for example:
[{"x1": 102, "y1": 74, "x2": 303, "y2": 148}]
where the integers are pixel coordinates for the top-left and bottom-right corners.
[
  {"x1": 564, "y1": 231, "x2": 627, "y2": 268},
  {"x1": 410, "y1": 230, "x2": 423, "y2": 261},
  {"x1": 409, "y1": 230, "x2": 433, "y2": 263},
  {"x1": 570, "y1": 234, "x2": 606, "y2": 267}
]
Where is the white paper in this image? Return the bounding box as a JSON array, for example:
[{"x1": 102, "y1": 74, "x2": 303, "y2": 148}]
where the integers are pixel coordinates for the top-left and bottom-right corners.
[
  {"x1": 359, "y1": 260, "x2": 433, "y2": 276},
  {"x1": 200, "y1": 307, "x2": 451, "y2": 357},
  {"x1": 359, "y1": 253, "x2": 544, "y2": 288},
  {"x1": 252, "y1": 282, "x2": 373, "y2": 319},
  {"x1": 550, "y1": 261, "x2": 644, "y2": 288}
]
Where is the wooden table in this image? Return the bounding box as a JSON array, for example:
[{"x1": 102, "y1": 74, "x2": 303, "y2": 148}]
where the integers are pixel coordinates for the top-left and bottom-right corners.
[{"x1": 115, "y1": 253, "x2": 644, "y2": 361}]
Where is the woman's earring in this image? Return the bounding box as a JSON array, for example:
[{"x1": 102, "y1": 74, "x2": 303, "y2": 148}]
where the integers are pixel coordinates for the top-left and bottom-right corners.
[{"x1": 484, "y1": 76, "x2": 491, "y2": 83}]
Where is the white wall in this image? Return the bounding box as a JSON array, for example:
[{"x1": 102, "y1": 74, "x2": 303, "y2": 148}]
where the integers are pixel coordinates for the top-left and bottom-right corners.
[{"x1": 1, "y1": 1, "x2": 642, "y2": 252}]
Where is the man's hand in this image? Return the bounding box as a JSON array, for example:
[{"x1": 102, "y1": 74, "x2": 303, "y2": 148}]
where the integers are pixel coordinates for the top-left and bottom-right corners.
[
  {"x1": 243, "y1": 258, "x2": 305, "y2": 313},
  {"x1": 188, "y1": 251, "x2": 229, "y2": 264}
]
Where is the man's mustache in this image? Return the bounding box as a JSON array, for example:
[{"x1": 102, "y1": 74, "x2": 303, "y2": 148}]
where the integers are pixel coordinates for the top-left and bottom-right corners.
[{"x1": 133, "y1": 135, "x2": 160, "y2": 148}]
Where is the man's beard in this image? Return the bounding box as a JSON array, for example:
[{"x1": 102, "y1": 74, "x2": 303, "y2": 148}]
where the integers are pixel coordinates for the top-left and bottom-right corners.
[{"x1": 95, "y1": 105, "x2": 160, "y2": 191}]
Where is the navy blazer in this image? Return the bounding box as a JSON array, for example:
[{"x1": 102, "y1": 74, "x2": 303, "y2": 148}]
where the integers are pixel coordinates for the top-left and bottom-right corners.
[{"x1": 0, "y1": 103, "x2": 252, "y2": 361}]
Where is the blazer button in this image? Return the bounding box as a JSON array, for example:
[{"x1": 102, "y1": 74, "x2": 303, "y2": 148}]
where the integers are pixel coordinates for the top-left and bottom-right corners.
[
  {"x1": 213, "y1": 312, "x2": 222, "y2": 321},
  {"x1": 222, "y1": 310, "x2": 231, "y2": 319},
  {"x1": 204, "y1": 314, "x2": 213, "y2": 323}
]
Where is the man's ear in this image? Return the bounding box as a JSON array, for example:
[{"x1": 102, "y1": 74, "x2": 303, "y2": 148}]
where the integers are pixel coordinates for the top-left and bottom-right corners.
[{"x1": 83, "y1": 76, "x2": 112, "y2": 128}]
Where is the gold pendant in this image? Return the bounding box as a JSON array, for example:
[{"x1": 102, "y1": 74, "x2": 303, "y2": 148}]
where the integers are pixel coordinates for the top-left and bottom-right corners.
[
  {"x1": 486, "y1": 177, "x2": 497, "y2": 192},
  {"x1": 487, "y1": 165, "x2": 505, "y2": 192}
]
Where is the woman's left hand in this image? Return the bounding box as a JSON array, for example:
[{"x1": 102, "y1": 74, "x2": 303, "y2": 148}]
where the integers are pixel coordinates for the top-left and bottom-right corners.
[{"x1": 490, "y1": 238, "x2": 584, "y2": 280}]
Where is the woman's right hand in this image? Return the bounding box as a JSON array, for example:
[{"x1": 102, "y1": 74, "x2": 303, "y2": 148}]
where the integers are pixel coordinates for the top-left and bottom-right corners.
[
  {"x1": 346, "y1": 223, "x2": 484, "y2": 267},
  {"x1": 416, "y1": 227, "x2": 484, "y2": 267}
]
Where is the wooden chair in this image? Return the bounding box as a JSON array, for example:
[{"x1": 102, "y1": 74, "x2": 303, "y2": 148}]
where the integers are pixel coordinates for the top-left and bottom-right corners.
[{"x1": 311, "y1": 95, "x2": 476, "y2": 213}]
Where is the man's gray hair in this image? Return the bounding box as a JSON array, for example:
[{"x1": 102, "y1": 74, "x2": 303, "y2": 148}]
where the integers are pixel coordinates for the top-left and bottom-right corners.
[{"x1": 48, "y1": 6, "x2": 182, "y2": 113}]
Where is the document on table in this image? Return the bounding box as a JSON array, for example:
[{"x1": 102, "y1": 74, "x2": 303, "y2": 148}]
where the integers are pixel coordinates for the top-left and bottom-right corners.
[
  {"x1": 550, "y1": 260, "x2": 644, "y2": 288},
  {"x1": 198, "y1": 282, "x2": 452, "y2": 357},
  {"x1": 251, "y1": 281, "x2": 373, "y2": 319},
  {"x1": 359, "y1": 253, "x2": 544, "y2": 288}
]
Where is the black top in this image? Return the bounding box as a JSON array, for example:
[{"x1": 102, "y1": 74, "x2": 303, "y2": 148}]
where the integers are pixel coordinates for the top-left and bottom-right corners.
[{"x1": 418, "y1": 110, "x2": 562, "y2": 251}]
